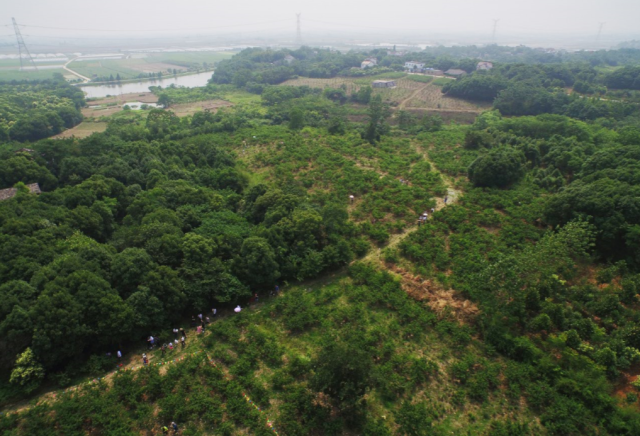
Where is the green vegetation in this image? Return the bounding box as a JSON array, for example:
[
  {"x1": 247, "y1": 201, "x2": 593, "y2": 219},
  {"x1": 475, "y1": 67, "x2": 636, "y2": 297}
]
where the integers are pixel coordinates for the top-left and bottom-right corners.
[
  {"x1": 3, "y1": 45, "x2": 640, "y2": 435},
  {"x1": 0, "y1": 74, "x2": 84, "y2": 142}
]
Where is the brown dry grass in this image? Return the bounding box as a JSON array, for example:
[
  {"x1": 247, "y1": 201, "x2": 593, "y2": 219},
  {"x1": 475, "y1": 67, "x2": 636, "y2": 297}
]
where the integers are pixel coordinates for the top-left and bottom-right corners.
[
  {"x1": 279, "y1": 77, "x2": 487, "y2": 113},
  {"x1": 406, "y1": 84, "x2": 491, "y2": 111},
  {"x1": 52, "y1": 122, "x2": 107, "y2": 139},
  {"x1": 393, "y1": 265, "x2": 480, "y2": 324},
  {"x1": 169, "y1": 99, "x2": 233, "y2": 117}
]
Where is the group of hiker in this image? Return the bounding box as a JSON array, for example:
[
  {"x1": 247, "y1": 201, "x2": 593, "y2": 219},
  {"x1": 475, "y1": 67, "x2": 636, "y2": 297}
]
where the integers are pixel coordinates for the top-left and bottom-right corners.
[
  {"x1": 161, "y1": 421, "x2": 179, "y2": 434},
  {"x1": 418, "y1": 208, "x2": 435, "y2": 226}
]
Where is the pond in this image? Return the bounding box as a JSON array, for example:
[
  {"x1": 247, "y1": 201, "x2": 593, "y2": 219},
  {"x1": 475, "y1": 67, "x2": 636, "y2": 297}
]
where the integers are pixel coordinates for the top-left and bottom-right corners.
[{"x1": 79, "y1": 71, "x2": 214, "y2": 98}]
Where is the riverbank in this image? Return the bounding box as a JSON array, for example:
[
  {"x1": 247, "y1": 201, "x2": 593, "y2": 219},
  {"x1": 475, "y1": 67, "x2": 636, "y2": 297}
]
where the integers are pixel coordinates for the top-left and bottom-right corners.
[
  {"x1": 77, "y1": 69, "x2": 214, "y2": 88},
  {"x1": 79, "y1": 70, "x2": 215, "y2": 98}
]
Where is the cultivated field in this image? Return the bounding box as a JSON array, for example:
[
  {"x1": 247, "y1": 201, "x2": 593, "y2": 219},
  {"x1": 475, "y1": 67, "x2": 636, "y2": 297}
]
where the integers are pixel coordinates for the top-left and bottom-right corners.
[
  {"x1": 0, "y1": 51, "x2": 234, "y2": 83},
  {"x1": 280, "y1": 76, "x2": 487, "y2": 112},
  {"x1": 0, "y1": 68, "x2": 64, "y2": 82}
]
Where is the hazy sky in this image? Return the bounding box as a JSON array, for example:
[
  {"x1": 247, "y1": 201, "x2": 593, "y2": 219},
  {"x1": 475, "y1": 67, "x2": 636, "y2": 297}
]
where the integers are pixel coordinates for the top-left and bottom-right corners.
[{"x1": 4, "y1": 0, "x2": 640, "y2": 38}]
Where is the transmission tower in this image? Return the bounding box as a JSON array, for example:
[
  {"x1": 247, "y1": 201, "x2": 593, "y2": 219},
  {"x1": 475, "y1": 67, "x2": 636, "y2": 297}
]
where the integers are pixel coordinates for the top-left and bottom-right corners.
[
  {"x1": 492, "y1": 19, "x2": 499, "y2": 43},
  {"x1": 296, "y1": 13, "x2": 302, "y2": 46},
  {"x1": 596, "y1": 22, "x2": 605, "y2": 43},
  {"x1": 12, "y1": 18, "x2": 38, "y2": 71}
]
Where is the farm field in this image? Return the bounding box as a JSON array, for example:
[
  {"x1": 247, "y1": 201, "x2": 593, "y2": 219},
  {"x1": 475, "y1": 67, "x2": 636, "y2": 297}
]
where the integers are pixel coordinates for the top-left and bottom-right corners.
[
  {"x1": 0, "y1": 51, "x2": 234, "y2": 83},
  {"x1": 0, "y1": 68, "x2": 64, "y2": 82},
  {"x1": 280, "y1": 76, "x2": 487, "y2": 112},
  {"x1": 68, "y1": 52, "x2": 234, "y2": 81}
]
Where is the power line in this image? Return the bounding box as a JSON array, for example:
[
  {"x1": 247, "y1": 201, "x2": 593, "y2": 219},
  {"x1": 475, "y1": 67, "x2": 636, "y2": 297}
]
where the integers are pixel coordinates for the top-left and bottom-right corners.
[
  {"x1": 596, "y1": 22, "x2": 605, "y2": 43},
  {"x1": 296, "y1": 13, "x2": 302, "y2": 46},
  {"x1": 15, "y1": 19, "x2": 292, "y2": 33},
  {"x1": 12, "y1": 18, "x2": 38, "y2": 71},
  {"x1": 492, "y1": 19, "x2": 499, "y2": 42}
]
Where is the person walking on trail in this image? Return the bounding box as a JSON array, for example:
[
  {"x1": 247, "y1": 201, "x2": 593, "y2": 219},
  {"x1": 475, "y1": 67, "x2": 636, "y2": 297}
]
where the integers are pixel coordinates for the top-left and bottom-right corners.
[
  {"x1": 205, "y1": 316, "x2": 211, "y2": 325},
  {"x1": 148, "y1": 336, "x2": 155, "y2": 350},
  {"x1": 198, "y1": 313, "x2": 203, "y2": 321},
  {"x1": 173, "y1": 328, "x2": 179, "y2": 339},
  {"x1": 180, "y1": 328, "x2": 186, "y2": 338},
  {"x1": 211, "y1": 308, "x2": 217, "y2": 318},
  {"x1": 117, "y1": 350, "x2": 122, "y2": 362},
  {"x1": 349, "y1": 194, "x2": 354, "y2": 204},
  {"x1": 171, "y1": 422, "x2": 179, "y2": 434},
  {"x1": 181, "y1": 336, "x2": 186, "y2": 349},
  {"x1": 168, "y1": 342, "x2": 174, "y2": 351},
  {"x1": 431, "y1": 207, "x2": 435, "y2": 214},
  {"x1": 444, "y1": 196, "x2": 448, "y2": 204},
  {"x1": 142, "y1": 353, "x2": 148, "y2": 366},
  {"x1": 162, "y1": 425, "x2": 169, "y2": 434}
]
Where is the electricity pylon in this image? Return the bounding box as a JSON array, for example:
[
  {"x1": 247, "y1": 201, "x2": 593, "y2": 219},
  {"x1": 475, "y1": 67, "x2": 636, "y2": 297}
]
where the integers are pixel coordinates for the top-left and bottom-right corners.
[
  {"x1": 296, "y1": 13, "x2": 302, "y2": 46},
  {"x1": 12, "y1": 18, "x2": 38, "y2": 71},
  {"x1": 492, "y1": 19, "x2": 499, "y2": 43}
]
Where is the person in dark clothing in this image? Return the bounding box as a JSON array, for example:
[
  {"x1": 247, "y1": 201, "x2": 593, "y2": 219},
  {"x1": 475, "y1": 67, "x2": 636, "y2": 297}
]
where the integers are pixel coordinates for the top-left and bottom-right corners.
[
  {"x1": 171, "y1": 421, "x2": 179, "y2": 434},
  {"x1": 180, "y1": 328, "x2": 186, "y2": 338}
]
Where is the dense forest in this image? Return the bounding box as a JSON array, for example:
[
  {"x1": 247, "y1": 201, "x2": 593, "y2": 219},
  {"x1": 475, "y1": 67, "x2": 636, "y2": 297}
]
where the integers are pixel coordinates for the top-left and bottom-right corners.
[
  {"x1": 0, "y1": 75, "x2": 84, "y2": 142},
  {"x1": 2, "y1": 45, "x2": 640, "y2": 435}
]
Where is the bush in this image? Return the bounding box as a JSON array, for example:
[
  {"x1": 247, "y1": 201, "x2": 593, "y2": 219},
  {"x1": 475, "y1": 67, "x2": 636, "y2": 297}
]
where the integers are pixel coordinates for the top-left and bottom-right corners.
[{"x1": 468, "y1": 147, "x2": 526, "y2": 188}]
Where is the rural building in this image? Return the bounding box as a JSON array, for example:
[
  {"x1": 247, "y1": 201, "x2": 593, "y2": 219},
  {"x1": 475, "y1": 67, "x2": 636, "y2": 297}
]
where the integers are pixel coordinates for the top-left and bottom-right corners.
[
  {"x1": 15, "y1": 148, "x2": 35, "y2": 154},
  {"x1": 361, "y1": 57, "x2": 378, "y2": 69},
  {"x1": 283, "y1": 55, "x2": 295, "y2": 64},
  {"x1": 424, "y1": 68, "x2": 444, "y2": 76},
  {"x1": 372, "y1": 80, "x2": 396, "y2": 88},
  {"x1": 476, "y1": 61, "x2": 493, "y2": 70},
  {"x1": 404, "y1": 61, "x2": 425, "y2": 71},
  {"x1": 0, "y1": 183, "x2": 41, "y2": 201},
  {"x1": 445, "y1": 69, "x2": 467, "y2": 77}
]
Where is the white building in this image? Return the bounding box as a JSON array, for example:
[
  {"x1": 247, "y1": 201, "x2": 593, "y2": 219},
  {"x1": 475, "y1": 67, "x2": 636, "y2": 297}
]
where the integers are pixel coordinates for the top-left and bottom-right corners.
[
  {"x1": 404, "y1": 61, "x2": 425, "y2": 71},
  {"x1": 476, "y1": 61, "x2": 494, "y2": 71}
]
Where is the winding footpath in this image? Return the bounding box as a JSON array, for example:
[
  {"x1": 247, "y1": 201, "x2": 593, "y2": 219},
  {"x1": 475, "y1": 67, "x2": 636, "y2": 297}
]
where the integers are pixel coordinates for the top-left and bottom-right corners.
[{"x1": 359, "y1": 145, "x2": 461, "y2": 265}]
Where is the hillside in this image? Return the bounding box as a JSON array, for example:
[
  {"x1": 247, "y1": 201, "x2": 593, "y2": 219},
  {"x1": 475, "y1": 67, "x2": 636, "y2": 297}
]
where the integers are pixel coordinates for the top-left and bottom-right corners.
[{"x1": 2, "y1": 47, "x2": 640, "y2": 435}]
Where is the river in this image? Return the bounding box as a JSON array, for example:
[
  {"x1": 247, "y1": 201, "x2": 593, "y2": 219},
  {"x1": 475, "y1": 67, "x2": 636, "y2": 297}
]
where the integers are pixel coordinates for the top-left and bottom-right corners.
[{"x1": 79, "y1": 71, "x2": 214, "y2": 99}]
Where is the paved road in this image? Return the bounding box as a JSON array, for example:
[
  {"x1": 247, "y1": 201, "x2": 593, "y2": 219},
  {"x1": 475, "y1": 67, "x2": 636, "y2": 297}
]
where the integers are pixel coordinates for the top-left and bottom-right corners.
[{"x1": 63, "y1": 58, "x2": 90, "y2": 83}]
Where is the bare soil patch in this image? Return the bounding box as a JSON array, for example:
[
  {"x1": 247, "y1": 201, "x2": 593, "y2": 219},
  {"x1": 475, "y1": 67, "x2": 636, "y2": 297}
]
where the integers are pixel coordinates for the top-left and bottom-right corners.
[
  {"x1": 169, "y1": 99, "x2": 233, "y2": 117},
  {"x1": 86, "y1": 92, "x2": 158, "y2": 106},
  {"x1": 396, "y1": 267, "x2": 480, "y2": 324},
  {"x1": 53, "y1": 122, "x2": 107, "y2": 139}
]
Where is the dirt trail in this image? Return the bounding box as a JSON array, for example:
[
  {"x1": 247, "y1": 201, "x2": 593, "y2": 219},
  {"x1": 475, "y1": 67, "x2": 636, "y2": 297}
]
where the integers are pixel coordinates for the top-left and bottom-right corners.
[
  {"x1": 1, "y1": 324, "x2": 217, "y2": 415},
  {"x1": 398, "y1": 83, "x2": 429, "y2": 109},
  {"x1": 356, "y1": 144, "x2": 475, "y2": 323},
  {"x1": 359, "y1": 145, "x2": 461, "y2": 265}
]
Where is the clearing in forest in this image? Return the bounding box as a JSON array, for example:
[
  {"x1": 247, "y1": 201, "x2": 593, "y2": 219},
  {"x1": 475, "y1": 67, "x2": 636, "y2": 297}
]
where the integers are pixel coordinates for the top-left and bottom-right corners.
[
  {"x1": 52, "y1": 121, "x2": 107, "y2": 139},
  {"x1": 279, "y1": 77, "x2": 487, "y2": 112}
]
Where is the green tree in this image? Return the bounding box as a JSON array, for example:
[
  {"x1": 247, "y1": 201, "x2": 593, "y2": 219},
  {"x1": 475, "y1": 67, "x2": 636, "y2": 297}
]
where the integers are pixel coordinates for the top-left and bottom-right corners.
[
  {"x1": 289, "y1": 107, "x2": 304, "y2": 130},
  {"x1": 468, "y1": 147, "x2": 526, "y2": 188},
  {"x1": 237, "y1": 237, "x2": 280, "y2": 288},
  {"x1": 311, "y1": 341, "x2": 371, "y2": 426},
  {"x1": 363, "y1": 95, "x2": 390, "y2": 144},
  {"x1": 10, "y1": 348, "x2": 45, "y2": 393}
]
